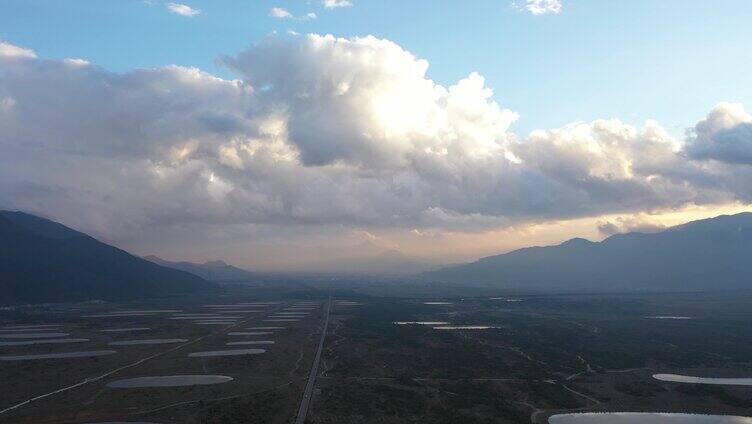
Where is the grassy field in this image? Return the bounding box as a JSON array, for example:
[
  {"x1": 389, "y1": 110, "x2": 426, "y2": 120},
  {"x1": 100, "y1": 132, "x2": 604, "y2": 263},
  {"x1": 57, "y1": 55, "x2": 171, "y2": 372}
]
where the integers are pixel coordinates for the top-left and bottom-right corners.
[{"x1": 310, "y1": 292, "x2": 752, "y2": 423}]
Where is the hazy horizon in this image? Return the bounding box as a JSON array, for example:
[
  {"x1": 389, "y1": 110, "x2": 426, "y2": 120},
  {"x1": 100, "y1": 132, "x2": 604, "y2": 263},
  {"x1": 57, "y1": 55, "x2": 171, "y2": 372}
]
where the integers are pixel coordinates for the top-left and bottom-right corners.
[{"x1": 128, "y1": 205, "x2": 752, "y2": 273}]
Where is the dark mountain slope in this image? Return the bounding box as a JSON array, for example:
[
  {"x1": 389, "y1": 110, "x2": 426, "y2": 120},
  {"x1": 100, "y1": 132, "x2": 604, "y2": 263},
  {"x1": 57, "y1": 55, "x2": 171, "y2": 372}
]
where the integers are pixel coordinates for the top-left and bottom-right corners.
[
  {"x1": 422, "y1": 213, "x2": 752, "y2": 293},
  {"x1": 0, "y1": 211, "x2": 214, "y2": 304}
]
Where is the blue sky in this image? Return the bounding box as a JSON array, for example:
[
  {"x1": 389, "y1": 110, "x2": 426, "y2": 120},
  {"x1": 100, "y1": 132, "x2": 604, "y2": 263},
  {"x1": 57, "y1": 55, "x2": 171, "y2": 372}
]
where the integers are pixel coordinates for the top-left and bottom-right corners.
[{"x1": 2, "y1": 0, "x2": 750, "y2": 135}]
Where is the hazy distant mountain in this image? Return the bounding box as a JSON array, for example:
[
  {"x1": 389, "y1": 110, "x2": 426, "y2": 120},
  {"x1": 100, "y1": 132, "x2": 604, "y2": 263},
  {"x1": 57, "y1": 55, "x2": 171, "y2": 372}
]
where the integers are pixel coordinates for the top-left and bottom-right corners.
[
  {"x1": 298, "y1": 249, "x2": 439, "y2": 276},
  {"x1": 0, "y1": 211, "x2": 214, "y2": 304},
  {"x1": 144, "y1": 255, "x2": 257, "y2": 282},
  {"x1": 423, "y1": 213, "x2": 752, "y2": 293}
]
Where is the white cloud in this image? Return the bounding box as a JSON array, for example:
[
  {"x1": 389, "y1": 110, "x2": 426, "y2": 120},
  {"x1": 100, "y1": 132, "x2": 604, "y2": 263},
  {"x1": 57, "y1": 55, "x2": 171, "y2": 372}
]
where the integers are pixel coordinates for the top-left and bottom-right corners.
[
  {"x1": 270, "y1": 7, "x2": 293, "y2": 19},
  {"x1": 516, "y1": 0, "x2": 563, "y2": 15},
  {"x1": 221, "y1": 35, "x2": 517, "y2": 168},
  {"x1": 0, "y1": 41, "x2": 37, "y2": 59},
  {"x1": 323, "y1": 0, "x2": 352, "y2": 8},
  {"x1": 166, "y1": 2, "x2": 200, "y2": 17},
  {"x1": 1, "y1": 36, "x2": 751, "y2": 266},
  {"x1": 270, "y1": 7, "x2": 316, "y2": 20},
  {"x1": 63, "y1": 58, "x2": 90, "y2": 67},
  {"x1": 0, "y1": 97, "x2": 15, "y2": 112}
]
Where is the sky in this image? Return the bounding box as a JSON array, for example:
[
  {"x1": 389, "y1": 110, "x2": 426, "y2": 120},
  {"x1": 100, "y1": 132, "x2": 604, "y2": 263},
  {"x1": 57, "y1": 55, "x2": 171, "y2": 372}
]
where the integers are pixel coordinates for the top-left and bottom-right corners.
[{"x1": 1, "y1": 1, "x2": 752, "y2": 271}]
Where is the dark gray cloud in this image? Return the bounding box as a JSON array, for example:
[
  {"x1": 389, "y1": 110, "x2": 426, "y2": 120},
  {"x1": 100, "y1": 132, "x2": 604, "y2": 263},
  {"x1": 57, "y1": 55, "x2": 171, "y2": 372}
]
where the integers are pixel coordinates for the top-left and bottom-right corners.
[
  {"x1": 687, "y1": 123, "x2": 752, "y2": 165},
  {"x1": 685, "y1": 102, "x2": 752, "y2": 164}
]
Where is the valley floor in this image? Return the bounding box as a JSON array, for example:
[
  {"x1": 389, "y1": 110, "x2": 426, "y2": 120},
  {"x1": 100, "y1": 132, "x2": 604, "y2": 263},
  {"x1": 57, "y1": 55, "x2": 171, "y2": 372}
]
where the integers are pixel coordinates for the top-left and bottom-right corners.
[{"x1": 1, "y1": 287, "x2": 752, "y2": 423}]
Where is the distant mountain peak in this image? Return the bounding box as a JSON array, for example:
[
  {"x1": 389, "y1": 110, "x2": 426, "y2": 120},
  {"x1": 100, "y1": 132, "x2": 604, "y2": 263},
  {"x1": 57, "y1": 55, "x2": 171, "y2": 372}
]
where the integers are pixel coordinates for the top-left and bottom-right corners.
[
  {"x1": 143, "y1": 255, "x2": 255, "y2": 282},
  {"x1": 423, "y1": 212, "x2": 752, "y2": 293},
  {"x1": 560, "y1": 237, "x2": 594, "y2": 246}
]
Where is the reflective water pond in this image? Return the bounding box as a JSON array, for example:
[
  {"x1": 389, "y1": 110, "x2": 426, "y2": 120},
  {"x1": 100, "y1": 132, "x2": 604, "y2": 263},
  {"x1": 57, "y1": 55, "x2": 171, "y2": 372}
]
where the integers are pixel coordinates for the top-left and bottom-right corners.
[
  {"x1": 2, "y1": 324, "x2": 62, "y2": 329},
  {"x1": 0, "y1": 338, "x2": 89, "y2": 346},
  {"x1": 0, "y1": 350, "x2": 116, "y2": 361},
  {"x1": 170, "y1": 315, "x2": 223, "y2": 321},
  {"x1": 107, "y1": 375, "x2": 233, "y2": 388},
  {"x1": 108, "y1": 339, "x2": 188, "y2": 346},
  {"x1": 654, "y1": 374, "x2": 752, "y2": 386},
  {"x1": 84, "y1": 421, "x2": 160, "y2": 423},
  {"x1": 0, "y1": 332, "x2": 70, "y2": 339},
  {"x1": 113, "y1": 310, "x2": 180, "y2": 314},
  {"x1": 645, "y1": 316, "x2": 692, "y2": 320},
  {"x1": 199, "y1": 316, "x2": 242, "y2": 319},
  {"x1": 548, "y1": 413, "x2": 752, "y2": 423},
  {"x1": 211, "y1": 310, "x2": 261, "y2": 313},
  {"x1": 0, "y1": 327, "x2": 64, "y2": 332},
  {"x1": 203, "y1": 304, "x2": 273, "y2": 308},
  {"x1": 101, "y1": 327, "x2": 150, "y2": 333},
  {"x1": 433, "y1": 326, "x2": 492, "y2": 330},
  {"x1": 188, "y1": 349, "x2": 265, "y2": 357}
]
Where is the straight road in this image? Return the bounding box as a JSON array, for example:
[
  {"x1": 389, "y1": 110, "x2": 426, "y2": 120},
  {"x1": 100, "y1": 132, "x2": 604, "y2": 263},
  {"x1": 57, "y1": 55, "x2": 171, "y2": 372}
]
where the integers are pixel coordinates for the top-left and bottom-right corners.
[{"x1": 294, "y1": 298, "x2": 331, "y2": 424}]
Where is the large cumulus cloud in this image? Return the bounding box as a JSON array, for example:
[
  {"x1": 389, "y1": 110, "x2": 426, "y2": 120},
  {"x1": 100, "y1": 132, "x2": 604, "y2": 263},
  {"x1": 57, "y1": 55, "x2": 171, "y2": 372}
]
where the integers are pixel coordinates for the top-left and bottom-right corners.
[
  {"x1": 685, "y1": 102, "x2": 752, "y2": 165},
  {"x1": 220, "y1": 34, "x2": 518, "y2": 168},
  {"x1": 1, "y1": 34, "x2": 751, "y2": 254}
]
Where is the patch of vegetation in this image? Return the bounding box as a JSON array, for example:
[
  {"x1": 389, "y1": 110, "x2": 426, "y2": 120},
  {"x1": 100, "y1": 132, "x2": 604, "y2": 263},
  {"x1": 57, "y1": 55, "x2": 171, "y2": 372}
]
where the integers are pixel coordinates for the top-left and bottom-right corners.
[
  {"x1": 614, "y1": 380, "x2": 666, "y2": 397},
  {"x1": 675, "y1": 384, "x2": 752, "y2": 408},
  {"x1": 527, "y1": 382, "x2": 582, "y2": 409},
  {"x1": 319, "y1": 382, "x2": 427, "y2": 416}
]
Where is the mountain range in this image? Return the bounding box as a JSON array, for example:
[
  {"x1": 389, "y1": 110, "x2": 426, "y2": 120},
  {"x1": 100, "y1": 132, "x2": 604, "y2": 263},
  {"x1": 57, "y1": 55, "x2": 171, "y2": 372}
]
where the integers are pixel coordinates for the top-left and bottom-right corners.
[
  {"x1": 143, "y1": 255, "x2": 257, "y2": 282},
  {"x1": 3, "y1": 210, "x2": 752, "y2": 303},
  {"x1": 422, "y1": 213, "x2": 752, "y2": 293},
  {"x1": 0, "y1": 211, "x2": 214, "y2": 304}
]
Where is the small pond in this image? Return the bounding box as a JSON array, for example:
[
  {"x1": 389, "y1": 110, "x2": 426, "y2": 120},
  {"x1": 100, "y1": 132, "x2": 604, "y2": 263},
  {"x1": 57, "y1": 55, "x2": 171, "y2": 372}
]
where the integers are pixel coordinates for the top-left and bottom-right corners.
[
  {"x1": 188, "y1": 349, "x2": 265, "y2": 357},
  {"x1": 0, "y1": 350, "x2": 116, "y2": 361},
  {"x1": 653, "y1": 374, "x2": 752, "y2": 386},
  {"x1": 548, "y1": 413, "x2": 752, "y2": 423},
  {"x1": 107, "y1": 375, "x2": 233, "y2": 388}
]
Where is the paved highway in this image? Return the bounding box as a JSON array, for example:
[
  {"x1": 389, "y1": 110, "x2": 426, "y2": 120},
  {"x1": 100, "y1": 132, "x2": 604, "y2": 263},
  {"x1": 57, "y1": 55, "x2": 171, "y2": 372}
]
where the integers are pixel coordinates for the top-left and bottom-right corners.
[{"x1": 294, "y1": 298, "x2": 331, "y2": 424}]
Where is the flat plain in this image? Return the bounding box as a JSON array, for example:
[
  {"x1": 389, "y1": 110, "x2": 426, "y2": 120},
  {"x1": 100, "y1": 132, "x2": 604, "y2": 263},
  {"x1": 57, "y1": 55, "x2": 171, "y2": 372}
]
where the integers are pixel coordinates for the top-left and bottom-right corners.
[
  {"x1": 0, "y1": 287, "x2": 324, "y2": 423},
  {"x1": 2, "y1": 287, "x2": 752, "y2": 423}
]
